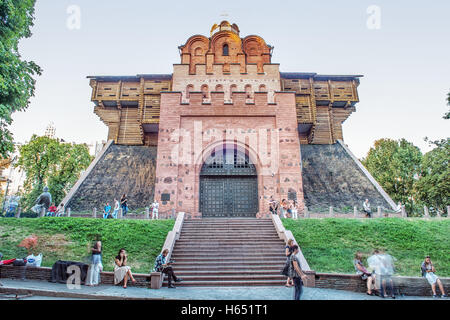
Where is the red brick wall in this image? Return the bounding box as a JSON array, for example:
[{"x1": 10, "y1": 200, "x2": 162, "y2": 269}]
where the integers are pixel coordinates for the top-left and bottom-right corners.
[
  {"x1": 0, "y1": 265, "x2": 150, "y2": 288},
  {"x1": 314, "y1": 272, "x2": 450, "y2": 297},
  {"x1": 154, "y1": 91, "x2": 304, "y2": 218}
]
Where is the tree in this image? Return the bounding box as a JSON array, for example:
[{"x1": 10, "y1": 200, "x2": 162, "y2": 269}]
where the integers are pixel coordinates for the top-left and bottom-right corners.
[
  {"x1": 16, "y1": 135, "x2": 93, "y2": 210},
  {"x1": 0, "y1": 0, "x2": 42, "y2": 158},
  {"x1": 415, "y1": 138, "x2": 450, "y2": 215},
  {"x1": 362, "y1": 138, "x2": 422, "y2": 215},
  {"x1": 444, "y1": 91, "x2": 450, "y2": 120}
]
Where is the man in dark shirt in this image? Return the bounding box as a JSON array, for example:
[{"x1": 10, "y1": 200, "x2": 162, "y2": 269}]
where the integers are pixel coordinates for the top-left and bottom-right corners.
[{"x1": 120, "y1": 194, "x2": 128, "y2": 216}]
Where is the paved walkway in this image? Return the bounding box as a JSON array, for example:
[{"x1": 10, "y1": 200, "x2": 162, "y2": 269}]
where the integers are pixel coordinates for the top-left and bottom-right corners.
[{"x1": 0, "y1": 279, "x2": 438, "y2": 300}]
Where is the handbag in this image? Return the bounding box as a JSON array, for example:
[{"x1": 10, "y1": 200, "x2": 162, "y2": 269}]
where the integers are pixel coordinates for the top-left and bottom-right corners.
[{"x1": 281, "y1": 259, "x2": 290, "y2": 276}]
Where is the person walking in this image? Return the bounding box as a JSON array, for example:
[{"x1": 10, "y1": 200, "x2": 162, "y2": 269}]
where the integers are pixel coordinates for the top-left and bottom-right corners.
[
  {"x1": 120, "y1": 194, "x2": 128, "y2": 216},
  {"x1": 363, "y1": 199, "x2": 372, "y2": 218},
  {"x1": 288, "y1": 245, "x2": 308, "y2": 300},
  {"x1": 86, "y1": 241, "x2": 103, "y2": 286},
  {"x1": 282, "y1": 239, "x2": 295, "y2": 287},
  {"x1": 114, "y1": 248, "x2": 136, "y2": 288},
  {"x1": 112, "y1": 199, "x2": 120, "y2": 219},
  {"x1": 151, "y1": 200, "x2": 159, "y2": 220},
  {"x1": 269, "y1": 196, "x2": 276, "y2": 215},
  {"x1": 379, "y1": 251, "x2": 396, "y2": 299},
  {"x1": 280, "y1": 199, "x2": 288, "y2": 218},
  {"x1": 153, "y1": 249, "x2": 182, "y2": 288},
  {"x1": 421, "y1": 256, "x2": 447, "y2": 298}
]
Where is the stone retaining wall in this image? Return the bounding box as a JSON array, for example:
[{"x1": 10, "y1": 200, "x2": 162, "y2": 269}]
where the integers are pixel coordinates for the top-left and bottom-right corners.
[
  {"x1": 66, "y1": 144, "x2": 157, "y2": 211},
  {"x1": 300, "y1": 143, "x2": 392, "y2": 211},
  {"x1": 0, "y1": 265, "x2": 150, "y2": 288},
  {"x1": 314, "y1": 272, "x2": 450, "y2": 297}
]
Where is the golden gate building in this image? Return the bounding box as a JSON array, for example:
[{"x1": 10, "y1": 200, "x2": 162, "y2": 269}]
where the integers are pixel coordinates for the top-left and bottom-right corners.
[{"x1": 65, "y1": 22, "x2": 395, "y2": 217}]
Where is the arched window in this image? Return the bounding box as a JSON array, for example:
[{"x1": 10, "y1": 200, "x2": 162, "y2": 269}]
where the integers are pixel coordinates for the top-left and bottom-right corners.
[
  {"x1": 201, "y1": 84, "x2": 209, "y2": 99},
  {"x1": 186, "y1": 85, "x2": 194, "y2": 99},
  {"x1": 194, "y1": 47, "x2": 203, "y2": 56},
  {"x1": 258, "y1": 84, "x2": 267, "y2": 92},
  {"x1": 223, "y1": 44, "x2": 229, "y2": 56},
  {"x1": 215, "y1": 84, "x2": 223, "y2": 92},
  {"x1": 245, "y1": 85, "x2": 253, "y2": 99},
  {"x1": 230, "y1": 84, "x2": 237, "y2": 94}
]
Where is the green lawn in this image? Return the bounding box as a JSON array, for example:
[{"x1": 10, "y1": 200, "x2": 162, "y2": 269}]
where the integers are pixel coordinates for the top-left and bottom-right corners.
[
  {"x1": 282, "y1": 218, "x2": 450, "y2": 277},
  {"x1": 0, "y1": 218, "x2": 174, "y2": 274}
]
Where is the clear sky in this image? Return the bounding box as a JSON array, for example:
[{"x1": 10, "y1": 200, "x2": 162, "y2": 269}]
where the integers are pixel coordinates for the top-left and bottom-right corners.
[{"x1": 10, "y1": 0, "x2": 450, "y2": 158}]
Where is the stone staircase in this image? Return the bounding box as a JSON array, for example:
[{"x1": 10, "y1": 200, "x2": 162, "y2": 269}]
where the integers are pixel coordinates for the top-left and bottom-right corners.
[{"x1": 163, "y1": 218, "x2": 287, "y2": 287}]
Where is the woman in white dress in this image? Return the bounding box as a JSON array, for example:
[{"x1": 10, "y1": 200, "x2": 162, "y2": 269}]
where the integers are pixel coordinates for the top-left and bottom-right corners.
[
  {"x1": 114, "y1": 248, "x2": 136, "y2": 288},
  {"x1": 421, "y1": 256, "x2": 447, "y2": 298},
  {"x1": 86, "y1": 241, "x2": 102, "y2": 286}
]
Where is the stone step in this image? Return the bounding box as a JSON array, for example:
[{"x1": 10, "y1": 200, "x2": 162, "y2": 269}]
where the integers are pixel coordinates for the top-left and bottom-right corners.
[
  {"x1": 176, "y1": 240, "x2": 284, "y2": 245},
  {"x1": 162, "y1": 280, "x2": 285, "y2": 287},
  {"x1": 172, "y1": 260, "x2": 284, "y2": 267},
  {"x1": 182, "y1": 222, "x2": 273, "y2": 225},
  {"x1": 162, "y1": 274, "x2": 286, "y2": 282},
  {"x1": 182, "y1": 222, "x2": 274, "y2": 226},
  {"x1": 171, "y1": 253, "x2": 285, "y2": 259},
  {"x1": 173, "y1": 245, "x2": 285, "y2": 251},
  {"x1": 180, "y1": 232, "x2": 279, "y2": 237},
  {"x1": 172, "y1": 249, "x2": 285, "y2": 254},
  {"x1": 179, "y1": 235, "x2": 280, "y2": 239},
  {"x1": 174, "y1": 265, "x2": 285, "y2": 271},
  {"x1": 169, "y1": 270, "x2": 283, "y2": 276},
  {"x1": 181, "y1": 226, "x2": 276, "y2": 230},
  {"x1": 170, "y1": 257, "x2": 285, "y2": 263}
]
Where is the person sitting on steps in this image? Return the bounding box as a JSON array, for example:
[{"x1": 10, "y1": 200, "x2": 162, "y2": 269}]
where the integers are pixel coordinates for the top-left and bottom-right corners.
[{"x1": 153, "y1": 249, "x2": 182, "y2": 288}]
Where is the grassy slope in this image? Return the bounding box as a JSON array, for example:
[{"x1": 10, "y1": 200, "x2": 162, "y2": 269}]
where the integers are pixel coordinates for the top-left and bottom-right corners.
[
  {"x1": 0, "y1": 218, "x2": 174, "y2": 274},
  {"x1": 282, "y1": 218, "x2": 450, "y2": 277}
]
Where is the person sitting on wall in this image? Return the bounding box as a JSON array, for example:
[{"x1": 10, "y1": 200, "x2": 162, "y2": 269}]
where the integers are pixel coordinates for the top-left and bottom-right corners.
[
  {"x1": 153, "y1": 249, "x2": 182, "y2": 288},
  {"x1": 422, "y1": 256, "x2": 447, "y2": 298},
  {"x1": 354, "y1": 251, "x2": 375, "y2": 296},
  {"x1": 114, "y1": 248, "x2": 136, "y2": 289},
  {"x1": 56, "y1": 203, "x2": 65, "y2": 217},
  {"x1": 103, "y1": 202, "x2": 112, "y2": 219},
  {"x1": 363, "y1": 199, "x2": 372, "y2": 218},
  {"x1": 47, "y1": 203, "x2": 57, "y2": 217}
]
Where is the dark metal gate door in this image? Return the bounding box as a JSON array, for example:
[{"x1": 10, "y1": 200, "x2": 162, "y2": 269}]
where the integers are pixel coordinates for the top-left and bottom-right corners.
[{"x1": 200, "y1": 149, "x2": 258, "y2": 217}]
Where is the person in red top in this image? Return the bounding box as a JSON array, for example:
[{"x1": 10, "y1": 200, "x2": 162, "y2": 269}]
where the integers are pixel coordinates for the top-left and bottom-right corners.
[{"x1": 47, "y1": 203, "x2": 57, "y2": 217}]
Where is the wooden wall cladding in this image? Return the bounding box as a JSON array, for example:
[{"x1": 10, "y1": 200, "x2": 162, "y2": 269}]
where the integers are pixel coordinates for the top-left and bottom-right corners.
[
  {"x1": 295, "y1": 95, "x2": 313, "y2": 123},
  {"x1": 330, "y1": 81, "x2": 355, "y2": 100},
  {"x1": 120, "y1": 82, "x2": 140, "y2": 98},
  {"x1": 282, "y1": 79, "x2": 311, "y2": 94},
  {"x1": 96, "y1": 82, "x2": 120, "y2": 99},
  {"x1": 143, "y1": 80, "x2": 171, "y2": 94},
  {"x1": 313, "y1": 81, "x2": 330, "y2": 100}
]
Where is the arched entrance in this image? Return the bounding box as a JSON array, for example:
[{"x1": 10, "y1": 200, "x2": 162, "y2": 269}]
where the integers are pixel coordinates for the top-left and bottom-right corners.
[{"x1": 200, "y1": 147, "x2": 258, "y2": 217}]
